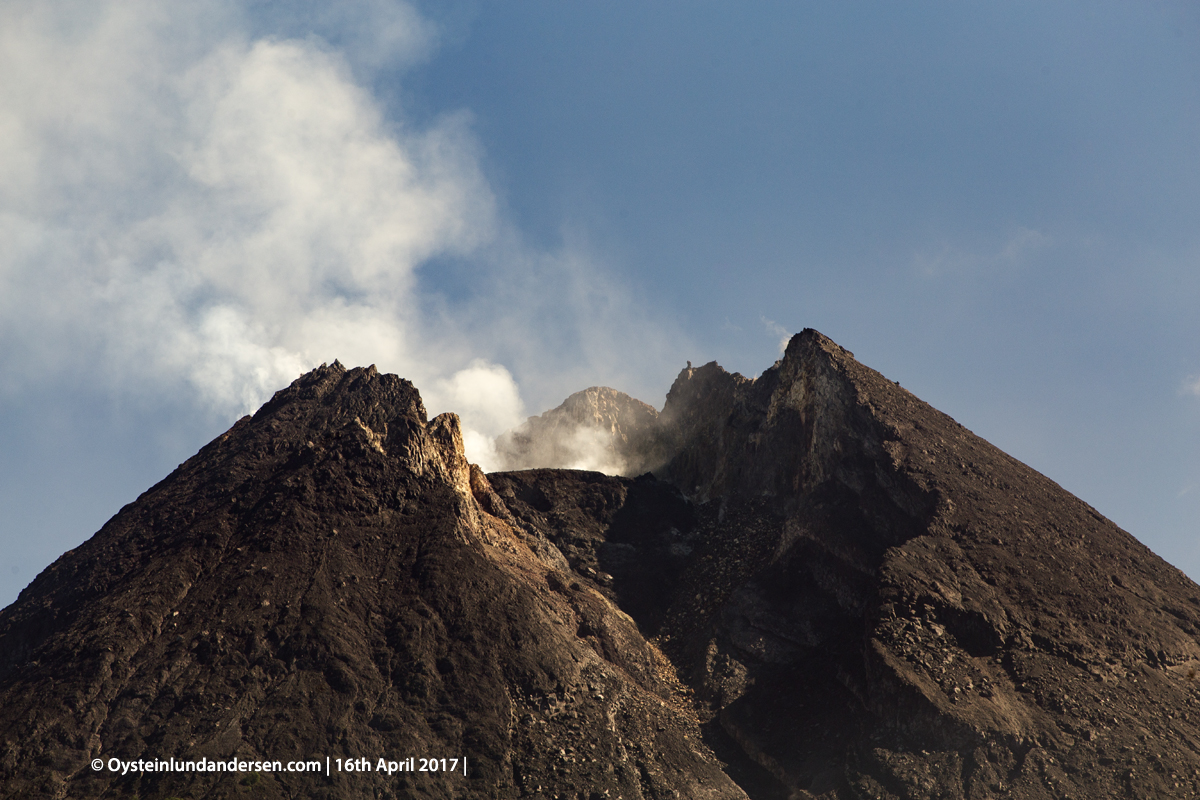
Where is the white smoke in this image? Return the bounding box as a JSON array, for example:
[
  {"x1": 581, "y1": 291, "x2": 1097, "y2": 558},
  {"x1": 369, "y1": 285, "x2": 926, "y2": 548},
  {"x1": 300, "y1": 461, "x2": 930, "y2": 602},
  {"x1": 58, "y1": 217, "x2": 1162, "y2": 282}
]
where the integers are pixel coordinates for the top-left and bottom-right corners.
[
  {"x1": 431, "y1": 361, "x2": 525, "y2": 472},
  {"x1": 528, "y1": 425, "x2": 629, "y2": 475},
  {"x1": 761, "y1": 316, "x2": 792, "y2": 354},
  {"x1": 0, "y1": 1, "x2": 669, "y2": 470}
]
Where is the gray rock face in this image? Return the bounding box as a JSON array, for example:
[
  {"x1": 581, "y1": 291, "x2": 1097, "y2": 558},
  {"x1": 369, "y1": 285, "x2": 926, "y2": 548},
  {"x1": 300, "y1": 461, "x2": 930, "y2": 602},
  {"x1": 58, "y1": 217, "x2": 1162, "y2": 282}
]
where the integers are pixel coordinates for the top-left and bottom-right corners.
[{"x1": 4, "y1": 330, "x2": 1200, "y2": 799}]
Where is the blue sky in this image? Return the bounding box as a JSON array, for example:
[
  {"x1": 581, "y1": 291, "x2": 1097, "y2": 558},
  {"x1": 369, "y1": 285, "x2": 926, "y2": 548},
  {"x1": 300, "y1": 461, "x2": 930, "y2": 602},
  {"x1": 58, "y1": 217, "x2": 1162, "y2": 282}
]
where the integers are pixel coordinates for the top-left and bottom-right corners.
[{"x1": 1, "y1": 0, "x2": 1198, "y2": 608}]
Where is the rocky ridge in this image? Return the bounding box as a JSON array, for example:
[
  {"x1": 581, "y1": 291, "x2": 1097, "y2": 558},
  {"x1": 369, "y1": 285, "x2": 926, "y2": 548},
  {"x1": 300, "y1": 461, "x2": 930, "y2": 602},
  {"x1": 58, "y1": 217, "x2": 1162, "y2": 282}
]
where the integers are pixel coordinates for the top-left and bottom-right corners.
[
  {"x1": 0, "y1": 364, "x2": 742, "y2": 800},
  {"x1": 644, "y1": 331, "x2": 1200, "y2": 798},
  {"x1": 490, "y1": 330, "x2": 1200, "y2": 798},
  {"x1": 2, "y1": 330, "x2": 1199, "y2": 799}
]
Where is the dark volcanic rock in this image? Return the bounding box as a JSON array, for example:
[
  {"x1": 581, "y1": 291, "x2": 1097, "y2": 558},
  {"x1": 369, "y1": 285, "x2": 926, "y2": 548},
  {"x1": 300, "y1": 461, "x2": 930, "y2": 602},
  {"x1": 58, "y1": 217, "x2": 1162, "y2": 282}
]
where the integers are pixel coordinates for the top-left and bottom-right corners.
[
  {"x1": 486, "y1": 330, "x2": 1200, "y2": 798},
  {"x1": 0, "y1": 363, "x2": 743, "y2": 800},
  {"x1": 649, "y1": 331, "x2": 1200, "y2": 799},
  {"x1": 5, "y1": 330, "x2": 1200, "y2": 800}
]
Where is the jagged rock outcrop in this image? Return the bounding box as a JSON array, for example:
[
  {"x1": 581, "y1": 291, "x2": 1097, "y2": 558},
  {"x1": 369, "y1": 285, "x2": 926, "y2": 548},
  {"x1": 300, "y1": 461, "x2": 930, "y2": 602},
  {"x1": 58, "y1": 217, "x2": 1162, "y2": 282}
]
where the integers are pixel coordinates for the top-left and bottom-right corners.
[
  {"x1": 0, "y1": 363, "x2": 744, "y2": 800},
  {"x1": 5, "y1": 330, "x2": 1200, "y2": 800},
  {"x1": 494, "y1": 387, "x2": 670, "y2": 476}
]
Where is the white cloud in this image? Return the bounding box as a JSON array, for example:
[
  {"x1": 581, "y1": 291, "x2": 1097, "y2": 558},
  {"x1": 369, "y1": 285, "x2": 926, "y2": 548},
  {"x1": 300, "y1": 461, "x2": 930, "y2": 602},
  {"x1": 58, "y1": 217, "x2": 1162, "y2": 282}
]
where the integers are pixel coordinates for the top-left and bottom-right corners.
[
  {"x1": 914, "y1": 226, "x2": 1052, "y2": 279},
  {"x1": 429, "y1": 361, "x2": 526, "y2": 472},
  {"x1": 1186, "y1": 376, "x2": 1200, "y2": 398},
  {"x1": 247, "y1": 0, "x2": 439, "y2": 73},
  {"x1": 0, "y1": 0, "x2": 685, "y2": 472},
  {"x1": 998, "y1": 227, "x2": 1052, "y2": 262},
  {"x1": 0, "y1": 0, "x2": 499, "y2": 450},
  {"x1": 761, "y1": 316, "x2": 791, "y2": 354}
]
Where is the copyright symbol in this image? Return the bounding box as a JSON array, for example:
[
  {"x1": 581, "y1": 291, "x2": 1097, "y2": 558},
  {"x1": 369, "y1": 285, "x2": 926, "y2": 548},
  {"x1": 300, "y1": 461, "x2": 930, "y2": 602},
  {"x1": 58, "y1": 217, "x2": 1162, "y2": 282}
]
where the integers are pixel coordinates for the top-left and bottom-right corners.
[{"x1": 91, "y1": 759, "x2": 103, "y2": 771}]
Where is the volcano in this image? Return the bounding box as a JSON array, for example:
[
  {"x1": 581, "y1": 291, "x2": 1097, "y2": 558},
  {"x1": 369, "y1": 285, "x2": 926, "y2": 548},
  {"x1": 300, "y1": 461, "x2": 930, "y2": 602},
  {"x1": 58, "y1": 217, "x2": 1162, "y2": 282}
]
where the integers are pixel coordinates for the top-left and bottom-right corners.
[{"x1": 2, "y1": 330, "x2": 1199, "y2": 799}]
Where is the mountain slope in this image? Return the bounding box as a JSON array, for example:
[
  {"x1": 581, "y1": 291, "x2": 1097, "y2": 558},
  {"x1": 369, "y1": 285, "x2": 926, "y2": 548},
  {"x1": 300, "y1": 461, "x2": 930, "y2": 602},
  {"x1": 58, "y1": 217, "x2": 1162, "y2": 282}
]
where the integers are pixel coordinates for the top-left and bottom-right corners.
[
  {"x1": 4, "y1": 330, "x2": 1200, "y2": 800},
  {"x1": 642, "y1": 329, "x2": 1200, "y2": 798},
  {"x1": 486, "y1": 329, "x2": 1200, "y2": 798},
  {"x1": 0, "y1": 363, "x2": 743, "y2": 800}
]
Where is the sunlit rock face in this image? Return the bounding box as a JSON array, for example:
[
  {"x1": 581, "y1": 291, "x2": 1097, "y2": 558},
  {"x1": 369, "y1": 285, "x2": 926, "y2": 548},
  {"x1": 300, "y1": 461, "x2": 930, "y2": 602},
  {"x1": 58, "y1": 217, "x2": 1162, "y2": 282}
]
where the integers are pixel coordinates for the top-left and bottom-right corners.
[{"x1": 5, "y1": 330, "x2": 1200, "y2": 799}]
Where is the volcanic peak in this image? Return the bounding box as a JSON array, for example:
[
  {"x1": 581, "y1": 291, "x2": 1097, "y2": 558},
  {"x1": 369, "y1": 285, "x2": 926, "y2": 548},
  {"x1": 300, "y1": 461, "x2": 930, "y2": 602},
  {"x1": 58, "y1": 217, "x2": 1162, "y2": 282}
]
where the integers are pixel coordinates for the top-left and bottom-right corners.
[{"x1": 4, "y1": 330, "x2": 1200, "y2": 800}]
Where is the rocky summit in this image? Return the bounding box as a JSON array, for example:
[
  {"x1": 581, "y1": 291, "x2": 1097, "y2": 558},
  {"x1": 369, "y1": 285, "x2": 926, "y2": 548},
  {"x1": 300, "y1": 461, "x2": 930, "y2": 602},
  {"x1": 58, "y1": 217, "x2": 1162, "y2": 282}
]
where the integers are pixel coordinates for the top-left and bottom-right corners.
[{"x1": 2, "y1": 330, "x2": 1200, "y2": 800}]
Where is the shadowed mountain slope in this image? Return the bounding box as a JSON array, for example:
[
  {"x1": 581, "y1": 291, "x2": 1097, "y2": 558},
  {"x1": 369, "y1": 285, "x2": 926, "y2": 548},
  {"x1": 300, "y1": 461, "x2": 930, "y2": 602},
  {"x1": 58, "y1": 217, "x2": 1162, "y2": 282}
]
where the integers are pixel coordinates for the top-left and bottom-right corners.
[
  {"x1": 642, "y1": 330, "x2": 1200, "y2": 798},
  {"x1": 488, "y1": 329, "x2": 1200, "y2": 798}
]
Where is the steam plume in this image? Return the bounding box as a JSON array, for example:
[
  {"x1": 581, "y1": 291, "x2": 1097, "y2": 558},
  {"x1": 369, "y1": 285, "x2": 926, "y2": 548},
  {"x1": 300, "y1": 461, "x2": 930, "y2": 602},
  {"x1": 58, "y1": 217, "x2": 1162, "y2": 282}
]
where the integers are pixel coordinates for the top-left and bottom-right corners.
[{"x1": 0, "y1": 1, "x2": 683, "y2": 472}]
